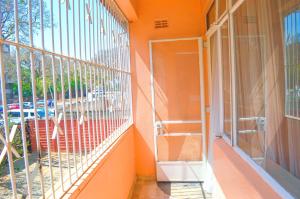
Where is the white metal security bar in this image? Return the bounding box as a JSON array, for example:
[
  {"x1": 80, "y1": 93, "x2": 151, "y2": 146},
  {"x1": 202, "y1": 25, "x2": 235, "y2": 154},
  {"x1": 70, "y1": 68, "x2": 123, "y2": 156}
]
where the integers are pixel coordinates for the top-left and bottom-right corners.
[{"x1": 0, "y1": 0, "x2": 132, "y2": 198}]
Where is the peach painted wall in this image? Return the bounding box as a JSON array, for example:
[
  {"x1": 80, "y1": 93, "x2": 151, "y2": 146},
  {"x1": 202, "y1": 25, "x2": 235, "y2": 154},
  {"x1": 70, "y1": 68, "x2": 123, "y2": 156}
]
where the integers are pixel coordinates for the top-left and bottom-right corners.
[
  {"x1": 115, "y1": 0, "x2": 138, "y2": 22},
  {"x1": 71, "y1": 126, "x2": 136, "y2": 199},
  {"x1": 130, "y1": 0, "x2": 205, "y2": 178},
  {"x1": 213, "y1": 139, "x2": 281, "y2": 199}
]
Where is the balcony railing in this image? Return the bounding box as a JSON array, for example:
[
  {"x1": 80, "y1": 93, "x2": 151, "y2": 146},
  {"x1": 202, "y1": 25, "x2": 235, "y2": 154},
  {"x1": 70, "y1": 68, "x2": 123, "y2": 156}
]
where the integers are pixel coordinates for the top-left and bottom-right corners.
[{"x1": 0, "y1": 0, "x2": 132, "y2": 198}]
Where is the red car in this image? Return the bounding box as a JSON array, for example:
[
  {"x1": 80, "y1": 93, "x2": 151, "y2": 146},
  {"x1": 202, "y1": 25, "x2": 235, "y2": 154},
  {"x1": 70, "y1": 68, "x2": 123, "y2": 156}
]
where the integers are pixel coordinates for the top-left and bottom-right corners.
[{"x1": 8, "y1": 103, "x2": 20, "y2": 110}]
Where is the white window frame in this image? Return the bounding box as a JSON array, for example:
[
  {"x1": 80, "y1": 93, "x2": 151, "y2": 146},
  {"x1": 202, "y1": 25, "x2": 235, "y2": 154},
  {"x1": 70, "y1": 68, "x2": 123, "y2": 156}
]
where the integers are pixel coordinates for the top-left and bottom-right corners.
[{"x1": 206, "y1": 0, "x2": 296, "y2": 198}]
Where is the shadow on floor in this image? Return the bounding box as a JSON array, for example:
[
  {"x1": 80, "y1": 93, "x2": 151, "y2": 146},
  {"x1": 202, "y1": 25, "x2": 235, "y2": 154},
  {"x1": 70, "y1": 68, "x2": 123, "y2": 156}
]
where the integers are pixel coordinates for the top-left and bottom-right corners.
[{"x1": 131, "y1": 179, "x2": 212, "y2": 199}]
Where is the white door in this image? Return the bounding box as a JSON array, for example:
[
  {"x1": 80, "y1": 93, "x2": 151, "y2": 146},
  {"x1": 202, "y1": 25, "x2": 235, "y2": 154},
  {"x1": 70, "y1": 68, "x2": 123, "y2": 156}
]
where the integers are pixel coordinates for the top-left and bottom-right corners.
[{"x1": 150, "y1": 38, "x2": 206, "y2": 182}]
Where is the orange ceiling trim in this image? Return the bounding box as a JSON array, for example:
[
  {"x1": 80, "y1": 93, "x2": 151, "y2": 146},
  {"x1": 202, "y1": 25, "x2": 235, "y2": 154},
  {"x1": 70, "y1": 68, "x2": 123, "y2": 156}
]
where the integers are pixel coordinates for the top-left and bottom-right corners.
[{"x1": 115, "y1": 0, "x2": 138, "y2": 22}]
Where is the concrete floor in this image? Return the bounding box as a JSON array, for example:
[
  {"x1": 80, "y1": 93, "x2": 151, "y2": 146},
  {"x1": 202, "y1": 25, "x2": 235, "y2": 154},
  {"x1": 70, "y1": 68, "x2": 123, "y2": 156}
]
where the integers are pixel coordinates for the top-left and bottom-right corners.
[{"x1": 131, "y1": 179, "x2": 212, "y2": 199}]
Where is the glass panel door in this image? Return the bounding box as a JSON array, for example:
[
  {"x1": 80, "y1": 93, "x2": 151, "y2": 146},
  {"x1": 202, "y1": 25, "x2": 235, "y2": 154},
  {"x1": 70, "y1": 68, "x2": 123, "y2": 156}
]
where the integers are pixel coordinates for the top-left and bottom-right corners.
[{"x1": 151, "y1": 38, "x2": 206, "y2": 182}]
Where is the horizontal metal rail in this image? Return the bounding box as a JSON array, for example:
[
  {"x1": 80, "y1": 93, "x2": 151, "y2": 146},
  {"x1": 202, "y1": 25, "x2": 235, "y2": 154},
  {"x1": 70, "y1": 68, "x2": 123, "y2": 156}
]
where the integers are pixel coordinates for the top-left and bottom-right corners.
[
  {"x1": 157, "y1": 132, "x2": 203, "y2": 137},
  {"x1": 239, "y1": 117, "x2": 263, "y2": 121},
  {"x1": 155, "y1": 120, "x2": 203, "y2": 125}
]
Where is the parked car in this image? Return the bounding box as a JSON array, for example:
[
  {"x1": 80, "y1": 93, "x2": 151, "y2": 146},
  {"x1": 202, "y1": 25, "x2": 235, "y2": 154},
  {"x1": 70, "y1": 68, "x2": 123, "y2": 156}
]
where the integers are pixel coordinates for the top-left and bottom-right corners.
[
  {"x1": 0, "y1": 105, "x2": 3, "y2": 113},
  {"x1": 48, "y1": 99, "x2": 54, "y2": 107},
  {"x1": 23, "y1": 102, "x2": 33, "y2": 109},
  {"x1": 36, "y1": 100, "x2": 45, "y2": 108},
  {"x1": 37, "y1": 107, "x2": 55, "y2": 119},
  {"x1": 7, "y1": 109, "x2": 40, "y2": 124},
  {"x1": 8, "y1": 103, "x2": 20, "y2": 110}
]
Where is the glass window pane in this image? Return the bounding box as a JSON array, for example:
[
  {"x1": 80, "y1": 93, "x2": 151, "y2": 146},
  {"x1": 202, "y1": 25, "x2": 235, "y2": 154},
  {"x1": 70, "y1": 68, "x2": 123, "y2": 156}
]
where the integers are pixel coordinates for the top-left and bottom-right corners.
[
  {"x1": 233, "y1": 0, "x2": 300, "y2": 197},
  {"x1": 221, "y1": 21, "x2": 232, "y2": 139}
]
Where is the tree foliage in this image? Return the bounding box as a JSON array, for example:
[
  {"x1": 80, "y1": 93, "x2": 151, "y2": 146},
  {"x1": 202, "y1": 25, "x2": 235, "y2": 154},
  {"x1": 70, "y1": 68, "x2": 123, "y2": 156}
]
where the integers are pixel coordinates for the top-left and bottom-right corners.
[{"x1": 0, "y1": 0, "x2": 50, "y2": 42}]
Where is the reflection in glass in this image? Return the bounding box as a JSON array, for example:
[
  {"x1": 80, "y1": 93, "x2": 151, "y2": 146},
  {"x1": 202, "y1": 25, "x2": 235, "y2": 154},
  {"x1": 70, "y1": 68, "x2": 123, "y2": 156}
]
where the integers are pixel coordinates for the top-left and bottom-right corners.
[{"x1": 233, "y1": 0, "x2": 300, "y2": 197}]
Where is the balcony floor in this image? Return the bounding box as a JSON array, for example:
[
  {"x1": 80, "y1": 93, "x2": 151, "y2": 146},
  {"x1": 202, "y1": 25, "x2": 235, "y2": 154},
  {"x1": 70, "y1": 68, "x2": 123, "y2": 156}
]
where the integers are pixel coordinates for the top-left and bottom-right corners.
[{"x1": 131, "y1": 179, "x2": 212, "y2": 199}]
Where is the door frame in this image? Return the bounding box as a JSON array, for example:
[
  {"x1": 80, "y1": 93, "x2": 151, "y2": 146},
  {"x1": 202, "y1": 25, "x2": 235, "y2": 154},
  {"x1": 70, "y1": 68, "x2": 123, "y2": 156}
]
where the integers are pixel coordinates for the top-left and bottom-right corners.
[{"x1": 149, "y1": 37, "x2": 207, "y2": 181}]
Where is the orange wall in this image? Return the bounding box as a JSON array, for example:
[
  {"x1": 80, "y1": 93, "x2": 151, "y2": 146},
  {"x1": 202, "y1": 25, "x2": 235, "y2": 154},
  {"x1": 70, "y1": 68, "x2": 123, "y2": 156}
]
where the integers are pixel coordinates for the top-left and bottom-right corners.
[
  {"x1": 71, "y1": 126, "x2": 136, "y2": 199},
  {"x1": 130, "y1": 0, "x2": 204, "y2": 177},
  {"x1": 115, "y1": 0, "x2": 138, "y2": 22}
]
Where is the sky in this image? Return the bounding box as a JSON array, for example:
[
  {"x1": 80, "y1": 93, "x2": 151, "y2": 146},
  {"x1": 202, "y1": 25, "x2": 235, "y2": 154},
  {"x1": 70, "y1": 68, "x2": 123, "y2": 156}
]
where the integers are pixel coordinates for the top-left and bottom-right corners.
[{"x1": 32, "y1": 0, "x2": 127, "y2": 63}]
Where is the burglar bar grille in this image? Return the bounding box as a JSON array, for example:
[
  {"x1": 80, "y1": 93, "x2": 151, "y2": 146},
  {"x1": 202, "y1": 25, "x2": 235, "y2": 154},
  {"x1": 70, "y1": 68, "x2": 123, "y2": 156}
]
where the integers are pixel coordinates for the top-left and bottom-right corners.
[
  {"x1": 285, "y1": 10, "x2": 300, "y2": 119},
  {"x1": 0, "y1": 0, "x2": 132, "y2": 198}
]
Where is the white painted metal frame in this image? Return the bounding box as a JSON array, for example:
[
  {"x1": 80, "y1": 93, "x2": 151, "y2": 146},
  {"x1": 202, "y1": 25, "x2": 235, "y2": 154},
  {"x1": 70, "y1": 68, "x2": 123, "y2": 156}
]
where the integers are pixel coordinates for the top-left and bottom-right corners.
[
  {"x1": 205, "y1": 0, "x2": 296, "y2": 198},
  {"x1": 0, "y1": 0, "x2": 132, "y2": 198},
  {"x1": 149, "y1": 37, "x2": 207, "y2": 182}
]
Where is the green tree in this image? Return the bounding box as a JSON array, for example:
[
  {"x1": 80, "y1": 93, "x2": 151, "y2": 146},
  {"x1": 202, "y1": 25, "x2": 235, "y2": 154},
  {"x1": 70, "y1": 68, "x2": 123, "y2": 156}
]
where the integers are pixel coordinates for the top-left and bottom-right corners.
[{"x1": 0, "y1": 0, "x2": 50, "y2": 42}]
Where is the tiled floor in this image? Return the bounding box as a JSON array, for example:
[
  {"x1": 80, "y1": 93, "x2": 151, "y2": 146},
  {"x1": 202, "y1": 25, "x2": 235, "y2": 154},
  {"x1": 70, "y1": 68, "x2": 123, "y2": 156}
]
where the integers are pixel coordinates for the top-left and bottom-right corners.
[{"x1": 131, "y1": 179, "x2": 212, "y2": 199}]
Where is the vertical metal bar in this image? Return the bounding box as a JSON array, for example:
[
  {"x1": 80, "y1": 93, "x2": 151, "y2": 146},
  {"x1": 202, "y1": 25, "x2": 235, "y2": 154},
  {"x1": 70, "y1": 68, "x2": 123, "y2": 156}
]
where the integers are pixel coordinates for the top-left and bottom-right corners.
[
  {"x1": 87, "y1": 0, "x2": 96, "y2": 158},
  {"x1": 58, "y1": 0, "x2": 69, "y2": 190},
  {"x1": 72, "y1": 0, "x2": 80, "y2": 177},
  {"x1": 115, "y1": 12, "x2": 121, "y2": 134},
  {"x1": 149, "y1": 41, "x2": 158, "y2": 161},
  {"x1": 113, "y1": 6, "x2": 120, "y2": 137},
  {"x1": 97, "y1": 67, "x2": 104, "y2": 151},
  {"x1": 108, "y1": 2, "x2": 114, "y2": 144},
  {"x1": 198, "y1": 39, "x2": 207, "y2": 163},
  {"x1": 99, "y1": 1, "x2": 108, "y2": 143},
  {"x1": 287, "y1": 15, "x2": 291, "y2": 116},
  {"x1": 78, "y1": 0, "x2": 88, "y2": 169},
  {"x1": 106, "y1": 1, "x2": 112, "y2": 141},
  {"x1": 284, "y1": 14, "x2": 288, "y2": 115},
  {"x1": 95, "y1": 0, "x2": 102, "y2": 150},
  {"x1": 84, "y1": 0, "x2": 87, "y2": 61},
  {"x1": 217, "y1": 25, "x2": 225, "y2": 138},
  {"x1": 83, "y1": 0, "x2": 92, "y2": 163},
  {"x1": 98, "y1": 1, "x2": 105, "y2": 150},
  {"x1": 229, "y1": 10, "x2": 238, "y2": 146},
  {"x1": 126, "y1": 23, "x2": 133, "y2": 125},
  {"x1": 102, "y1": 0, "x2": 109, "y2": 145},
  {"x1": 14, "y1": 1, "x2": 33, "y2": 198},
  {"x1": 84, "y1": 62, "x2": 92, "y2": 161},
  {"x1": 288, "y1": 14, "x2": 291, "y2": 116},
  {"x1": 294, "y1": 10, "x2": 300, "y2": 118},
  {"x1": 292, "y1": 14, "x2": 296, "y2": 117},
  {"x1": 92, "y1": 0, "x2": 100, "y2": 152},
  {"x1": 100, "y1": 67, "x2": 107, "y2": 145},
  {"x1": 120, "y1": 32, "x2": 126, "y2": 131},
  {"x1": 120, "y1": 28, "x2": 126, "y2": 129},
  {"x1": 294, "y1": 12, "x2": 298, "y2": 117},
  {"x1": 93, "y1": 66, "x2": 100, "y2": 151},
  {"x1": 0, "y1": 13, "x2": 18, "y2": 199},
  {"x1": 103, "y1": 0, "x2": 110, "y2": 145},
  {"x1": 49, "y1": 0, "x2": 58, "y2": 197},
  {"x1": 89, "y1": 63, "x2": 96, "y2": 157},
  {"x1": 72, "y1": 0, "x2": 83, "y2": 174},
  {"x1": 28, "y1": 0, "x2": 45, "y2": 197},
  {"x1": 65, "y1": 0, "x2": 76, "y2": 183},
  {"x1": 111, "y1": 5, "x2": 117, "y2": 138}
]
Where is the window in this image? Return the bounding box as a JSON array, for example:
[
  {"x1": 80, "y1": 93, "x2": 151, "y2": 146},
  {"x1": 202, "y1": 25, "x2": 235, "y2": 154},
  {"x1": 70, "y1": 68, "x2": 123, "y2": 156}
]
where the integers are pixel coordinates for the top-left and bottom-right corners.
[
  {"x1": 221, "y1": 21, "x2": 232, "y2": 139},
  {"x1": 232, "y1": 0, "x2": 300, "y2": 197},
  {"x1": 0, "y1": 0, "x2": 131, "y2": 198},
  {"x1": 284, "y1": 10, "x2": 300, "y2": 118}
]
